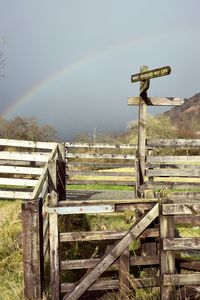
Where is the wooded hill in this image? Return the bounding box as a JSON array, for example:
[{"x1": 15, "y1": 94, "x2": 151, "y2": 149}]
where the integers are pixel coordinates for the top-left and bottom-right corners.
[{"x1": 164, "y1": 92, "x2": 200, "y2": 137}]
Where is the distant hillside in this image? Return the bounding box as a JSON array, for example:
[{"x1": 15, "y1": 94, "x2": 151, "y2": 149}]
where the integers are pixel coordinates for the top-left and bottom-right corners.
[{"x1": 164, "y1": 92, "x2": 200, "y2": 136}]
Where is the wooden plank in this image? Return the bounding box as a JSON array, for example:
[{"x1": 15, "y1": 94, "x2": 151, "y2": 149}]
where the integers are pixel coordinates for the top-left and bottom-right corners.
[
  {"x1": 40, "y1": 180, "x2": 48, "y2": 200},
  {"x1": 119, "y1": 247, "x2": 130, "y2": 299},
  {"x1": 65, "y1": 142, "x2": 137, "y2": 149},
  {"x1": 174, "y1": 216, "x2": 200, "y2": 225},
  {"x1": 179, "y1": 260, "x2": 200, "y2": 272},
  {"x1": 163, "y1": 238, "x2": 200, "y2": 251},
  {"x1": 0, "y1": 151, "x2": 49, "y2": 162},
  {"x1": 61, "y1": 280, "x2": 120, "y2": 293},
  {"x1": 131, "y1": 255, "x2": 159, "y2": 266},
  {"x1": 162, "y1": 203, "x2": 200, "y2": 215},
  {"x1": 67, "y1": 171, "x2": 135, "y2": 177},
  {"x1": 47, "y1": 204, "x2": 115, "y2": 215},
  {"x1": 169, "y1": 192, "x2": 200, "y2": 200},
  {"x1": 48, "y1": 158, "x2": 57, "y2": 192},
  {"x1": 0, "y1": 190, "x2": 32, "y2": 199},
  {"x1": 147, "y1": 163, "x2": 200, "y2": 169},
  {"x1": 66, "y1": 153, "x2": 135, "y2": 160},
  {"x1": 160, "y1": 199, "x2": 175, "y2": 300},
  {"x1": 60, "y1": 255, "x2": 159, "y2": 270},
  {"x1": 0, "y1": 165, "x2": 42, "y2": 175},
  {"x1": 0, "y1": 138, "x2": 56, "y2": 149},
  {"x1": 0, "y1": 160, "x2": 33, "y2": 166},
  {"x1": 61, "y1": 277, "x2": 159, "y2": 293},
  {"x1": 146, "y1": 168, "x2": 200, "y2": 177},
  {"x1": 58, "y1": 143, "x2": 66, "y2": 200},
  {"x1": 0, "y1": 177, "x2": 38, "y2": 187},
  {"x1": 31, "y1": 144, "x2": 58, "y2": 199},
  {"x1": 147, "y1": 155, "x2": 200, "y2": 163},
  {"x1": 60, "y1": 228, "x2": 159, "y2": 242},
  {"x1": 21, "y1": 200, "x2": 42, "y2": 299},
  {"x1": 67, "y1": 162, "x2": 135, "y2": 168},
  {"x1": 147, "y1": 139, "x2": 200, "y2": 148},
  {"x1": 128, "y1": 97, "x2": 184, "y2": 106},
  {"x1": 66, "y1": 180, "x2": 135, "y2": 186},
  {"x1": 60, "y1": 198, "x2": 158, "y2": 205},
  {"x1": 164, "y1": 273, "x2": 200, "y2": 286},
  {"x1": 63, "y1": 204, "x2": 159, "y2": 300},
  {"x1": 49, "y1": 191, "x2": 60, "y2": 299},
  {"x1": 145, "y1": 181, "x2": 200, "y2": 190}
]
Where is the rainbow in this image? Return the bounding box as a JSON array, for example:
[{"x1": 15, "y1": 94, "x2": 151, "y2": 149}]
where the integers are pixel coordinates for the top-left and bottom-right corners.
[{"x1": 2, "y1": 29, "x2": 197, "y2": 119}]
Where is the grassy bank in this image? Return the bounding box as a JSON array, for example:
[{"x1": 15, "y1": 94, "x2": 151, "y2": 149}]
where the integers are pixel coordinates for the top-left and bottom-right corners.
[{"x1": 0, "y1": 200, "x2": 23, "y2": 300}]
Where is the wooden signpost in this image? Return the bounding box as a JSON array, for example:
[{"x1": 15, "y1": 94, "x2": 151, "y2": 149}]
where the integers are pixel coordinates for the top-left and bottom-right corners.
[{"x1": 128, "y1": 65, "x2": 184, "y2": 188}]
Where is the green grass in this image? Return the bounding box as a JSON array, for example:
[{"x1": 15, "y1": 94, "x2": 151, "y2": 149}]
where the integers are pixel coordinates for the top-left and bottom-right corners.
[
  {"x1": 86, "y1": 210, "x2": 137, "y2": 231},
  {"x1": 67, "y1": 184, "x2": 134, "y2": 191},
  {"x1": 0, "y1": 200, "x2": 23, "y2": 300}
]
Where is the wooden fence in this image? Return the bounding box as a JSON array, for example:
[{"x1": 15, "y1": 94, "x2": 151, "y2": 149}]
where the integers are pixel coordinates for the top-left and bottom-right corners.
[
  {"x1": 20, "y1": 141, "x2": 66, "y2": 299},
  {"x1": 1, "y1": 138, "x2": 200, "y2": 299},
  {"x1": 144, "y1": 139, "x2": 200, "y2": 192},
  {"x1": 65, "y1": 142, "x2": 136, "y2": 188},
  {"x1": 0, "y1": 138, "x2": 57, "y2": 200},
  {"x1": 43, "y1": 195, "x2": 200, "y2": 300}
]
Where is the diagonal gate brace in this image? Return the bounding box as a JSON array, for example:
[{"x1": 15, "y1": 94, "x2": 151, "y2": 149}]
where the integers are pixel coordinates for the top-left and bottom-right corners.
[{"x1": 63, "y1": 203, "x2": 159, "y2": 300}]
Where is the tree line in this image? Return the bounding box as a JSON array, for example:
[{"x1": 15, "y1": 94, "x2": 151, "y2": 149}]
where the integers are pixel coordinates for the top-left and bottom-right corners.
[{"x1": 0, "y1": 116, "x2": 57, "y2": 141}]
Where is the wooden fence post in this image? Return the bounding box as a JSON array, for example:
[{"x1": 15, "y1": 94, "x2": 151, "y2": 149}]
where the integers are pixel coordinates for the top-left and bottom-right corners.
[
  {"x1": 159, "y1": 198, "x2": 176, "y2": 300},
  {"x1": 138, "y1": 65, "x2": 147, "y2": 186},
  {"x1": 22, "y1": 199, "x2": 43, "y2": 300},
  {"x1": 49, "y1": 191, "x2": 60, "y2": 300},
  {"x1": 58, "y1": 142, "x2": 66, "y2": 200},
  {"x1": 119, "y1": 247, "x2": 130, "y2": 299}
]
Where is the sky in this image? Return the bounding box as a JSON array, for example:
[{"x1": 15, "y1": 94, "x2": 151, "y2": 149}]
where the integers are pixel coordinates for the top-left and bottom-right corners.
[{"x1": 0, "y1": 0, "x2": 200, "y2": 140}]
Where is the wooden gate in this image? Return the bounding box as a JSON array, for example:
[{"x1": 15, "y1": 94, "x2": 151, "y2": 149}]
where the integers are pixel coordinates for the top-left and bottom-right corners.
[{"x1": 46, "y1": 195, "x2": 159, "y2": 300}]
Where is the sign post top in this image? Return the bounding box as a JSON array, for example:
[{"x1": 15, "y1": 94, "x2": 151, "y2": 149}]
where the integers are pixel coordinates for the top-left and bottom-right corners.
[{"x1": 131, "y1": 66, "x2": 171, "y2": 83}]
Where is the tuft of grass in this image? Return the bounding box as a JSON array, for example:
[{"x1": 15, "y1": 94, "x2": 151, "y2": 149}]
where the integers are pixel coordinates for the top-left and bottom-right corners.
[{"x1": 0, "y1": 200, "x2": 23, "y2": 300}]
